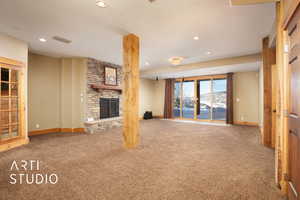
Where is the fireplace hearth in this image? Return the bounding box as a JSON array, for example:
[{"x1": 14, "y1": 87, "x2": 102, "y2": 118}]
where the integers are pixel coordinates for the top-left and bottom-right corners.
[{"x1": 100, "y1": 98, "x2": 120, "y2": 119}]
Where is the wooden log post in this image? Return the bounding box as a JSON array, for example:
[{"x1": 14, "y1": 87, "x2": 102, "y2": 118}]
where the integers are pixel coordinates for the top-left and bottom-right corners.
[
  {"x1": 275, "y1": 0, "x2": 289, "y2": 193},
  {"x1": 122, "y1": 34, "x2": 140, "y2": 148}
]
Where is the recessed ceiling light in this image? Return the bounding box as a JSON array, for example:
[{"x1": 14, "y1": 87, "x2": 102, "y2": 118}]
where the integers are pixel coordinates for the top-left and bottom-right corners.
[
  {"x1": 193, "y1": 36, "x2": 199, "y2": 40},
  {"x1": 96, "y1": 1, "x2": 107, "y2": 8},
  {"x1": 145, "y1": 62, "x2": 150, "y2": 66},
  {"x1": 169, "y1": 57, "x2": 184, "y2": 65},
  {"x1": 206, "y1": 51, "x2": 212, "y2": 55},
  {"x1": 39, "y1": 38, "x2": 47, "y2": 42}
]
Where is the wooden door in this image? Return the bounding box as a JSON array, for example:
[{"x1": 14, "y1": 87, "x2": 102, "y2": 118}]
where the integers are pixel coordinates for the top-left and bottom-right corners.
[
  {"x1": 288, "y1": 51, "x2": 300, "y2": 200},
  {"x1": 287, "y1": 13, "x2": 300, "y2": 199},
  {"x1": 272, "y1": 64, "x2": 278, "y2": 149}
]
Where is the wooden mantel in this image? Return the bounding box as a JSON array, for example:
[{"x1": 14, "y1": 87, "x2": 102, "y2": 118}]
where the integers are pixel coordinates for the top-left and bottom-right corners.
[{"x1": 90, "y1": 84, "x2": 122, "y2": 93}]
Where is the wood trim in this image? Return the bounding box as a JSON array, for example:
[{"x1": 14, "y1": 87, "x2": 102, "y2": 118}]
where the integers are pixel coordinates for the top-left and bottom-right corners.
[
  {"x1": 90, "y1": 84, "x2": 122, "y2": 93},
  {"x1": 29, "y1": 128, "x2": 85, "y2": 136},
  {"x1": 0, "y1": 136, "x2": 21, "y2": 145},
  {"x1": 0, "y1": 137, "x2": 29, "y2": 152},
  {"x1": 28, "y1": 128, "x2": 61, "y2": 136},
  {"x1": 271, "y1": 64, "x2": 278, "y2": 149},
  {"x1": 283, "y1": 0, "x2": 300, "y2": 29},
  {"x1": 234, "y1": 121, "x2": 259, "y2": 127},
  {"x1": 262, "y1": 37, "x2": 276, "y2": 147},
  {"x1": 183, "y1": 74, "x2": 226, "y2": 81},
  {"x1": 173, "y1": 118, "x2": 226, "y2": 124},
  {"x1": 231, "y1": 0, "x2": 279, "y2": 6},
  {"x1": 194, "y1": 80, "x2": 197, "y2": 120},
  {"x1": 281, "y1": 29, "x2": 290, "y2": 195},
  {"x1": 19, "y1": 70, "x2": 26, "y2": 139},
  {"x1": 60, "y1": 128, "x2": 73, "y2": 133},
  {"x1": 0, "y1": 57, "x2": 25, "y2": 67},
  {"x1": 72, "y1": 128, "x2": 85, "y2": 133}
]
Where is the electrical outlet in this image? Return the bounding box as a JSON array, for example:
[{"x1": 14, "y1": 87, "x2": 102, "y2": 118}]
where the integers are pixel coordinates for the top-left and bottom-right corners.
[{"x1": 36, "y1": 124, "x2": 40, "y2": 129}]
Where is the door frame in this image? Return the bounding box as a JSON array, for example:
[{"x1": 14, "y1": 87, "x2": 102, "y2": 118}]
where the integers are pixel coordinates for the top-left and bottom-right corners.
[
  {"x1": 0, "y1": 57, "x2": 27, "y2": 152},
  {"x1": 271, "y1": 64, "x2": 278, "y2": 149}
]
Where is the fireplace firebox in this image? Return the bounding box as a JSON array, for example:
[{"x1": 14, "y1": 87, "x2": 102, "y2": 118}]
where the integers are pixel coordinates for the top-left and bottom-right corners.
[{"x1": 100, "y1": 98, "x2": 119, "y2": 119}]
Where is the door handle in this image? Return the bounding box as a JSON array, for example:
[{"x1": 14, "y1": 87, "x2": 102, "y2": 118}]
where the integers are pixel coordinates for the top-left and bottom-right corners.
[
  {"x1": 289, "y1": 24, "x2": 298, "y2": 36},
  {"x1": 289, "y1": 181, "x2": 298, "y2": 198},
  {"x1": 289, "y1": 114, "x2": 299, "y2": 119},
  {"x1": 289, "y1": 129, "x2": 298, "y2": 137},
  {"x1": 289, "y1": 56, "x2": 298, "y2": 65}
]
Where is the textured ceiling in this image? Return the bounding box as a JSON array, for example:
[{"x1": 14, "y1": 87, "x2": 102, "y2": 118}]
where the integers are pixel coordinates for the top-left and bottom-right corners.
[{"x1": 0, "y1": 0, "x2": 274, "y2": 70}]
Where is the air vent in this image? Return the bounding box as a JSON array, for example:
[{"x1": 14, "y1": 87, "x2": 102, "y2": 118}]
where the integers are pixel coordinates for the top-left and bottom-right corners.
[{"x1": 52, "y1": 36, "x2": 72, "y2": 44}]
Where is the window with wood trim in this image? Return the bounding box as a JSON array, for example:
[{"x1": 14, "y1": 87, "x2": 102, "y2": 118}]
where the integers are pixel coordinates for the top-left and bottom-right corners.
[
  {"x1": 0, "y1": 66, "x2": 20, "y2": 140},
  {"x1": 172, "y1": 74, "x2": 232, "y2": 123}
]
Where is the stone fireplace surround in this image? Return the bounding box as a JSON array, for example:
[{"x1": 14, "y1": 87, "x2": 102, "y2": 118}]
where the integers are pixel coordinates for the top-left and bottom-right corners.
[{"x1": 84, "y1": 58, "x2": 123, "y2": 134}]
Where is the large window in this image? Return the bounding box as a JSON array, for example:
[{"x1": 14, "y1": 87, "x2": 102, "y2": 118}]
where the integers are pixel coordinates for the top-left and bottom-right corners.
[{"x1": 173, "y1": 75, "x2": 227, "y2": 122}]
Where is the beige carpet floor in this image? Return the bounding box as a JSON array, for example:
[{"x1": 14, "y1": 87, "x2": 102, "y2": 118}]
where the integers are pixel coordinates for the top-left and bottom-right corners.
[{"x1": 0, "y1": 120, "x2": 285, "y2": 200}]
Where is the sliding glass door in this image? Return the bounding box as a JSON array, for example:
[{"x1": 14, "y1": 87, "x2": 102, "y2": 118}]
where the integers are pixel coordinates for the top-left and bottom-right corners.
[
  {"x1": 212, "y1": 79, "x2": 227, "y2": 120},
  {"x1": 173, "y1": 82, "x2": 181, "y2": 118},
  {"x1": 182, "y1": 81, "x2": 195, "y2": 119},
  {"x1": 198, "y1": 80, "x2": 211, "y2": 120},
  {"x1": 173, "y1": 76, "x2": 227, "y2": 122}
]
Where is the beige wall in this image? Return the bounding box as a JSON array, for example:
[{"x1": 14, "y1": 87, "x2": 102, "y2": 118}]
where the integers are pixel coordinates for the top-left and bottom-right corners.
[
  {"x1": 28, "y1": 53, "x2": 61, "y2": 131},
  {"x1": 233, "y1": 71, "x2": 259, "y2": 124},
  {"x1": 28, "y1": 54, "x2": 87, "y2": 131},
  {"x1": 0, "y1": 33, "x2": 28, "y2": 137},
  {"x1": 139, "y1": 78, "x2": 156, "y2": 118},
  {"x1": 59, "y1": 58, "x2": 87, "y2": 129},
  {"x1": 153, "y1": 80, "x2": 165, "y2": 117},
  {"x1": 71, "y1": 58, "x2": 87, "y2": 128},
  {"x1": 139, "y1": 79, "x2": 165, "y2": 118},
  {"x1": 60, "y1": 59, "x2": 73, "y2": 128}
]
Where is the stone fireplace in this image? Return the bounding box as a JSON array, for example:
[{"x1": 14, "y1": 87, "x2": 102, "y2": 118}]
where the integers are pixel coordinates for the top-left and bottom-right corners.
[{"x1": 84, "y1": 58, "x2": 123, "y2": 134}]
